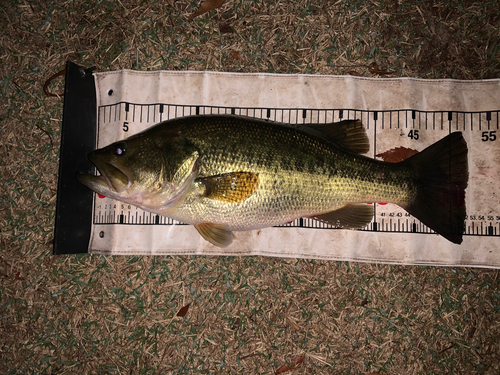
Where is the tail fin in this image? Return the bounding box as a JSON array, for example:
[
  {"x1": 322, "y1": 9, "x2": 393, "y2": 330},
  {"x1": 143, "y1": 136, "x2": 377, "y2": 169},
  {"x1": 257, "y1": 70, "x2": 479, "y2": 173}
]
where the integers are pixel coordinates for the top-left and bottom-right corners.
[{"x1": 401, "y1": 132, "x2": 468, "y2": 244}]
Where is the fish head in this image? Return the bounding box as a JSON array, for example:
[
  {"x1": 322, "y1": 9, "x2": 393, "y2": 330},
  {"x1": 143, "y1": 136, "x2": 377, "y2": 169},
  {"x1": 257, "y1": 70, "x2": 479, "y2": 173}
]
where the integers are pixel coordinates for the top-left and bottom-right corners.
[{"x1": 77, "y1": 131, "x2": 200, "y2": 213}]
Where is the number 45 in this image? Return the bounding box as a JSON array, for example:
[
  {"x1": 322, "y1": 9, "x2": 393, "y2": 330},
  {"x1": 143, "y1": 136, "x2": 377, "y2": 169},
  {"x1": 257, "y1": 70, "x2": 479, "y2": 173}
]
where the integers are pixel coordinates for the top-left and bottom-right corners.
[
  {"x1": 408, "y1": 130, "x2": 419, "y2": 140},
  {"x1": 482, "y1": 131, "x2": 496, "y2": 142}
]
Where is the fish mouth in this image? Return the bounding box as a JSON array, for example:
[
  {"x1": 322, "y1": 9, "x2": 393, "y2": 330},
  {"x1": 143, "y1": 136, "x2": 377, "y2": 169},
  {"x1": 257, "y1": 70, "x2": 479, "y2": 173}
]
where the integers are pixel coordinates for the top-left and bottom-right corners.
[{"x1": 77, "y1": 153, "x2": 132, "y2": 195}]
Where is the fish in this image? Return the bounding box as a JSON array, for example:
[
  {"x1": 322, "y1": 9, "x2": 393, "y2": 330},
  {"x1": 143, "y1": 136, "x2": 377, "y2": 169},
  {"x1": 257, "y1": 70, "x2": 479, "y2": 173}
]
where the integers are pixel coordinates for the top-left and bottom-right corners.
[{"x1": 77, "y1": 114, "x2": 468, "y2": 247}]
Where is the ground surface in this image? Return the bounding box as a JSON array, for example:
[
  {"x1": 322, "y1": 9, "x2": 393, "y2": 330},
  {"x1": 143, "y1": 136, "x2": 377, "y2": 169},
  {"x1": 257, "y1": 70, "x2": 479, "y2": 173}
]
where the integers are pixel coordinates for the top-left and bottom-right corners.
[{"x1": 1, "y1": 0, "x2": 499, "y2": 374}]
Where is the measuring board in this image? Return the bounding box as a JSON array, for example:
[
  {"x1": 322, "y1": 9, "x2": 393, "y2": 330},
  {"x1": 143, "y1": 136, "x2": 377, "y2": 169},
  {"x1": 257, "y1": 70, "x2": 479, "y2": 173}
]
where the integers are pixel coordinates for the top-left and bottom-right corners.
[
  {"x1": 54, "y1": 62, "x2": 500, "y2": 266},
  {"x1": 94, "y1": 102, "x2": 498, "y2": 237}
]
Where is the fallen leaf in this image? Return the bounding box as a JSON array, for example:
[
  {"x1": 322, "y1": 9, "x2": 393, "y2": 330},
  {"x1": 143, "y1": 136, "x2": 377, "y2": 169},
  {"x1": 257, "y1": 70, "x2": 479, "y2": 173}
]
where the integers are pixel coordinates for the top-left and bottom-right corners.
[
  {"x1": 230, "y1": 50, "x2": 241, "y2": 60},
  {"x1": 363, "y1": 373, "x2": 388, "y2": 375},
  {"x1": 219, "y1": 21, "x2": 233, "y2": 33},
  {"x1": 376, "y1": 147, "x2": 419, "y2": 163},
  {"x1": 347, "y1": 70, "x2": 362, "y2": 76},
  {"x1": 14, "y1": 272, "x2": 25, "y2": 281},
  {"x1": 275, "y1": 355, "x2": 305, "y2": 374},
  {"x1": 368, "y1": 62, "x2": 394, "y2": 75},
  {"x1": 176, "y1": 303, "x2": 190, "y2": 317},
  {"x1": 231, "y1": 317, "x2": 241, "y2": 330},
  {"x1": 188, "y1": 0, "x2": 226, "y2": 21}
]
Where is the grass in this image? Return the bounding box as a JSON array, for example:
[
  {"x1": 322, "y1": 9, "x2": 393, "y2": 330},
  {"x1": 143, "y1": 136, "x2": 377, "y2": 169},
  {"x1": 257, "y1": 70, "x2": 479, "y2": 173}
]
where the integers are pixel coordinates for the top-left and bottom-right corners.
[{"x1": 1, "y1": 0, "x2": 500, "y2": 373}]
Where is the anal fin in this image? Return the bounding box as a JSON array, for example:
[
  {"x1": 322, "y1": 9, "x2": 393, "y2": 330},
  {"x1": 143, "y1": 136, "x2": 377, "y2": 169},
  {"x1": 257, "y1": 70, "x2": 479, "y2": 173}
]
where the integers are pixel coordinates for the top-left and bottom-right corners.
[
  {"x1": 311, "y1": 204, "x2": 374, "y2": 229},
  {"x1": 195, "y1": 223, "x2": 233, "y2": 247}
]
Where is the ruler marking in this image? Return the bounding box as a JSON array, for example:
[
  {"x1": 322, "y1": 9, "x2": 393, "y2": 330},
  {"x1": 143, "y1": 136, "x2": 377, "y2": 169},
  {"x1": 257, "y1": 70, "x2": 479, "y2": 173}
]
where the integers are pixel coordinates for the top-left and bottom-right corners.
[{"x1": 92, "y1": 105, "x2": 500, "y2": 237}]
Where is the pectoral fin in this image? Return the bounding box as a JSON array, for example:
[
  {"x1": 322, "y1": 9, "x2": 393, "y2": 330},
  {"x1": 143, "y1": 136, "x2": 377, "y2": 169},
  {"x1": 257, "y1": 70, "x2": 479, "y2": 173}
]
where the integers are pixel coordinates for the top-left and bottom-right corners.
[
  {"x1": 199, "y1": 172, "x2": 259, "y2": 203},
  {"x1": 195, "y1": 223, "x2": 233, "y2": 247},
  {"x1": 311, "y1": 204, "x2": 374, "y2": 229}
]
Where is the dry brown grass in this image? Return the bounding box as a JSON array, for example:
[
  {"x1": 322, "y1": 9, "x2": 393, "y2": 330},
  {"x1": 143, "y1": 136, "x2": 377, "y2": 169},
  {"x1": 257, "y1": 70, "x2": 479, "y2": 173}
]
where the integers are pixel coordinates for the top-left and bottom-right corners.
[{"x1": 1, "y1": 0, "x2": 499, "y2": 374}]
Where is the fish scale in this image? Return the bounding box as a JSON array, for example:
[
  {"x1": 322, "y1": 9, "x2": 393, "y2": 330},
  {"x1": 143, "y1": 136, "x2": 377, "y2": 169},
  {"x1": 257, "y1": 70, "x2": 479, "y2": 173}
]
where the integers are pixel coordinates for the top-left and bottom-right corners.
[{"x1": 170, "y1": 116, "x2": 414, "y2": 229}]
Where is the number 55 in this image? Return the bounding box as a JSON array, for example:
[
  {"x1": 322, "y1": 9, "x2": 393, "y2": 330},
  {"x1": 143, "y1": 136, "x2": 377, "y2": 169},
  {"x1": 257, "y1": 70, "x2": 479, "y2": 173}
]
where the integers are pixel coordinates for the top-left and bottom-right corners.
[{"x1": 482, "y1": 131, "x2": 496, "y2": 141}]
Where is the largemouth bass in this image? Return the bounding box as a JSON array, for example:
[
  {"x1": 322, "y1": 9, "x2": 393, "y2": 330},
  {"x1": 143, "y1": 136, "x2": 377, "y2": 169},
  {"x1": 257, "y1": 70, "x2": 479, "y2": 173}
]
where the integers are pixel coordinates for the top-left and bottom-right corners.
[{"x1": 77, "y1": 115, "x2": 468, "y2": 247}]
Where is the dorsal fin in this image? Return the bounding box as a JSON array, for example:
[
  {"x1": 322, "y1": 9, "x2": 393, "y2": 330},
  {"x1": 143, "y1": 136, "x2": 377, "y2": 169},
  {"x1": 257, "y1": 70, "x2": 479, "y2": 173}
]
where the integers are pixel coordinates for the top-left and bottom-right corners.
[{"x1": 303, "y1": 119, "x2": 369, "y2": 154}]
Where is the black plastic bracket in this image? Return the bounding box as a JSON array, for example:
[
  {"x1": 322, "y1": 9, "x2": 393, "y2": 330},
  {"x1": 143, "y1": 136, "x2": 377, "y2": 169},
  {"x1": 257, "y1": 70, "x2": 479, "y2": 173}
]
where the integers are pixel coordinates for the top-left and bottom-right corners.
[{"x1": 53, "y1": 61, "x2": 97, "y2": 254}]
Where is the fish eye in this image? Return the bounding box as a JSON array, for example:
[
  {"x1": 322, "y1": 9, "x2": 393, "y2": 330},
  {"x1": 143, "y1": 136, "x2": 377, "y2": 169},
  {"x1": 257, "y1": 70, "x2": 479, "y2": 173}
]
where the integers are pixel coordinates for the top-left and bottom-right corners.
[{"x1": 113, "y1": 143, "x2": 127, "y2": 156}]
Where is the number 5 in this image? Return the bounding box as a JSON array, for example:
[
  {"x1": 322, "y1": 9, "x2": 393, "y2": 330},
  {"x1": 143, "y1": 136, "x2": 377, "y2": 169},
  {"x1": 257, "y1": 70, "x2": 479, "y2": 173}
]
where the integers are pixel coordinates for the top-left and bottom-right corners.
[{"x1": 123, "y1": 122, "x2": 129, "y2": 132}]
